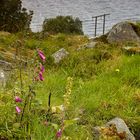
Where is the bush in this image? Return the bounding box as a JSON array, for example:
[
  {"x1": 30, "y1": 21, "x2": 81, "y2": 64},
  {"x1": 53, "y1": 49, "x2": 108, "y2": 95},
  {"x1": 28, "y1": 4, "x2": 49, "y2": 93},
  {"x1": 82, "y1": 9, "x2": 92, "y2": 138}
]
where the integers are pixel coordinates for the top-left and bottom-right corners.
[{"x1": 42, "y1": 16, "x2": 83, "y2": 35}]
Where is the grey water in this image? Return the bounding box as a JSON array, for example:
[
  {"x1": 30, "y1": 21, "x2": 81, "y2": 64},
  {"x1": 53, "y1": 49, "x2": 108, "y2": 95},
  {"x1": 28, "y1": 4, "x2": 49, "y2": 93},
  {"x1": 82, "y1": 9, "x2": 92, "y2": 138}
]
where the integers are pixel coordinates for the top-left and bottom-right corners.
[{"x1": 22, "y1": 0, "x2": 140, "y2": 36}]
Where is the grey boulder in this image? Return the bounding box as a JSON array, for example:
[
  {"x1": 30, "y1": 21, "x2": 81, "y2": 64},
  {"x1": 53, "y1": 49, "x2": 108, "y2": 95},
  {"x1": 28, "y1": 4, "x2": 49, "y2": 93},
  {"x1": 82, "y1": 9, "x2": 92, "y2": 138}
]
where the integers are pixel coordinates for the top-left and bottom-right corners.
[
  {"x1": 93, "y1": 117, "x2": 135, "y2": 140},
  {"x1": 0, "y1": 69, "x2": 6, "y2": 87},
  {"x1": 52, "y1": 48, "x2": 69, "y2": 64},
  {"x1": 106, "y1": 117, "x2": 135, "y2": 140},
  {"x1": 107, "y1": 21, "x2": 140, "y2": 44}
]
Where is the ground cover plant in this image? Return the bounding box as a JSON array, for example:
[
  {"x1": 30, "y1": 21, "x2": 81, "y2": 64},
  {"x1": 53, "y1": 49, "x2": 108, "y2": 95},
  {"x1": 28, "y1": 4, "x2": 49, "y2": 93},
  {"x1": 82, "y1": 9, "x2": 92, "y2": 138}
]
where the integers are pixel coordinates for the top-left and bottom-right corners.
[{"x1": 0, "y1": 32, "x2": 140, "y2": 140}]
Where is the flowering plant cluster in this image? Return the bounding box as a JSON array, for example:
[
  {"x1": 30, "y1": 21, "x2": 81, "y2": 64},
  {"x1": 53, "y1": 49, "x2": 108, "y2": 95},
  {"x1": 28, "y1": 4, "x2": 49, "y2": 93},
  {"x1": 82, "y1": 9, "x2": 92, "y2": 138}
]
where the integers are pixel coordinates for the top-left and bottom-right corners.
[
  {"x1": 64, "y1": 77, "x2": 73, "y2": 108},
  {"x1": 15, "y1": 96, "x2": 22, "y2": 114},
  {"x1": 49, "y1": 77, "x2": 73, "y2": 139},
  {"x1": 14, "y1": 49, "x2": 46, "y2": 115},
  {"x1": 12, "y1": 47, "x2": 76, "y2": 139}
]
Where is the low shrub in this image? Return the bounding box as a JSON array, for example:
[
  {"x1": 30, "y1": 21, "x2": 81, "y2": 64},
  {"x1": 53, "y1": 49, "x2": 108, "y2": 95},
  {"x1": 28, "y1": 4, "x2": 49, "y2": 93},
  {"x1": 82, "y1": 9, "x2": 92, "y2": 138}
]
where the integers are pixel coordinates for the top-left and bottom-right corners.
[{"x1": 42, "y1": 16, "x2": 83, "y2": 35}]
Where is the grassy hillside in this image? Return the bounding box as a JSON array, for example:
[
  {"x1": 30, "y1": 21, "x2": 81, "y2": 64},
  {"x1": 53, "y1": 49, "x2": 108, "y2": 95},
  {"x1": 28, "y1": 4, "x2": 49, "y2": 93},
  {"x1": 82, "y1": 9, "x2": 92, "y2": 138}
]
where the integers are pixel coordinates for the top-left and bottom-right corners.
[{"x1": 0, "y1": 32, "x2": 140, "y2": 140}]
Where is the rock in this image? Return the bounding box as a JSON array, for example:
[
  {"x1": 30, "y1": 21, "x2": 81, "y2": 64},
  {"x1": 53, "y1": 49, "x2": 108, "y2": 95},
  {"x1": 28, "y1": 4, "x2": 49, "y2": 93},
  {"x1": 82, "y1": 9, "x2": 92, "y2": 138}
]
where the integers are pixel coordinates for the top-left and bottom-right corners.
[
  {"x1": 93, "y1": 126, "x2": 101, "y2": 140},
  {"x1": 107, "y1": 21, "x2": 140, "y2": 44},
  {"x1": 52, "y1": 48, "x2": 69, "y2": 64},
  {"x1": 106, "y1": 118, "x2": 135, "y2": 140},
  {"x1": 0, "y1": 60, "x2": 12, "y2": 71},
  {"x1": 85, "y1": 41, "x2": 98, "y2": 48},
  {"x1": 77, "y1": 41, "x2": 98, "y2": 50},
  {"x1": 93, "y1": 117, "x2": 135, "y2": 140},
  {"x1": 0, "y1": 69, "x2": 6, "y2": 87}
]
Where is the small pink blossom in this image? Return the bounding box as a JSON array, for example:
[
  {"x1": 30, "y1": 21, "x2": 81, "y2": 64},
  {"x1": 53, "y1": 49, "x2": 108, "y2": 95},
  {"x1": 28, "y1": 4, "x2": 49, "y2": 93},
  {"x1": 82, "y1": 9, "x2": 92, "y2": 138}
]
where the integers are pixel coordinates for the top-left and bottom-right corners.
[
  {"x1": 39, "y1": 71, "x2": 44, "y2": 81},
  {"x1": 16, "y1": 106, "x2": 21, "y2": 114},
  {"x1": 40, "y1": 64, "x2": 45, "y2": 73},
  {"x1": 38, "y1": 50, "x2": 46, "y2": 61},
  {"x1": 15, "y1": 96, "x2": 22, "y2": 102},
  {"x1": 56, "y1": 129, "x2": 62, "y2": 138}
]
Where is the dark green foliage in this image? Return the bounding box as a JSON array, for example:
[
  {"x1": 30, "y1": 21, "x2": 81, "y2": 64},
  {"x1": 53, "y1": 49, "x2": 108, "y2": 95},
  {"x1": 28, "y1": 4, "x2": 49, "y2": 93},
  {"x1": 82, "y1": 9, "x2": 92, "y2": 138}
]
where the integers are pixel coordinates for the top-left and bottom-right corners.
[
  {"x1": 131, "y1": 22, "x2": 140, "y2": 37},
  {"x1": 0, "y1": 0, "x2": 33, "y2": 33},
  {"x1": 43, "y1": 16, "x2": 83, "y2": 35}
]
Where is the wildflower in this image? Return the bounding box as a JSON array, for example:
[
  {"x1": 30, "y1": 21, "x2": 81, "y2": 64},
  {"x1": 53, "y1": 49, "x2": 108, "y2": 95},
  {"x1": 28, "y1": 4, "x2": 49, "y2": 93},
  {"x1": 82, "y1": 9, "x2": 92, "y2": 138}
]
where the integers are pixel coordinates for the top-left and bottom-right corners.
[
  {"x1": 16, "y1": 106, "x2": 21, "y2": 114},
  {"x1": 40, "y1": 64, "x2": 45, "y2": 73},
  {"x1": 56, "y1": 129, "x2": 62, "y2": 138},
  {"x1": 39, "y1": 71, "x2": 44, "y2": 81},
  {"x1": 63, "y1": 77, "x2": 73, "y2": 108},
  {"x1": 38, "y1": 50, "x2": 46, "y2": 61},
  {"x1": 115, "y1": 69, "x2": 120, "y2": 72},
  {"x1": 15, "y1": 96, "x2": 22, "y2": 102}
]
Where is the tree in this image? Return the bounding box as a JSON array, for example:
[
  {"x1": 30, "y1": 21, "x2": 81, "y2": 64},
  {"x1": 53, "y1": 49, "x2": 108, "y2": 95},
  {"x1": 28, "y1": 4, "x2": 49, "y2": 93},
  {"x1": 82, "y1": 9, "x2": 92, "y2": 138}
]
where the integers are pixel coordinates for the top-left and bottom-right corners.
[
  {"x1": 43, "y1": 16, "x2": 83, "y2": 34},
  {"x1": 0, "y1": 0, "x2": 33, "y2": 33}
]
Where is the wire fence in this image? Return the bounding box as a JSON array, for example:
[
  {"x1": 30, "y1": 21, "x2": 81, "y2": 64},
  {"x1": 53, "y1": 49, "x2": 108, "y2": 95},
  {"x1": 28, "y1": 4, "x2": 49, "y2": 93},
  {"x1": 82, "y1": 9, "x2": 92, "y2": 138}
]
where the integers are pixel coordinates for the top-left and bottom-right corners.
[
  {"x1": 30, "y1": 14, "x2": 140, "y2": 37},
  {"x1": 82, "y1": 14, "x2": 140, "y2": 37}
]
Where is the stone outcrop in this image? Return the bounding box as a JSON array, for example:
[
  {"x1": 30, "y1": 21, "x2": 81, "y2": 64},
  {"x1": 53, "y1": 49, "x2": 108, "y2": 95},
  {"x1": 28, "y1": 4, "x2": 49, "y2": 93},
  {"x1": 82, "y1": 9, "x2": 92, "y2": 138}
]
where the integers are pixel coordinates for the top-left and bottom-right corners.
[
  {"x1": 107, "y1": 22, "x2": 140, "y2": 43},
  {"x1": 52, "y1": 48, "x2": 69, "y2": 64},
  {"x1": 77, "y1": 41, "x2": 98, "y2": 50},
  {"x1": 93, "y1": 117, "x2": 135, "y2": 140},
  {"x1": 0, "y1": 69, "x2": 6, "y2": 87},
  {"x1": 0, "y1": 60, "x2": 13, "y2": 88},
  {"x1": 0, "y1": 60, "x2": 12, "y2": 71}
]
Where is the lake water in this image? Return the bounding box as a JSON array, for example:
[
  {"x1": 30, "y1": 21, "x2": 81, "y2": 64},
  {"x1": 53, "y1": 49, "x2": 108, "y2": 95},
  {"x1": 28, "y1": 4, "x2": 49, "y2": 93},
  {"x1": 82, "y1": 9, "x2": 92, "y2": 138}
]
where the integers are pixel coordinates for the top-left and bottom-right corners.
[{"x1": 22, "y1": 0, "x2": 140, "y2": 36}]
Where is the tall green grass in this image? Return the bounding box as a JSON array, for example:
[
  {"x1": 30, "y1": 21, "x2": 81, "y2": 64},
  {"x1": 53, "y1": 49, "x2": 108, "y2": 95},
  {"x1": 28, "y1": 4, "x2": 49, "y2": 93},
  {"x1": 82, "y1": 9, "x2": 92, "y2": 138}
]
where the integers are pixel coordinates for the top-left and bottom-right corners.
[{"x1": 0, "y1": 33, "x2": 140, "y2": 139}]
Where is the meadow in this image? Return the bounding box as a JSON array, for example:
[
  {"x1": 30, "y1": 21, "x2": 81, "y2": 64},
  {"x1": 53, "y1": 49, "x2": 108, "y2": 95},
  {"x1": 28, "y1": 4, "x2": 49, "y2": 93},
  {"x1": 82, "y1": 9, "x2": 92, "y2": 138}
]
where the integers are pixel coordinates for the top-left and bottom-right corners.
[{"x1": 0, "y1": 32, "x2": 140, "y2": 140}]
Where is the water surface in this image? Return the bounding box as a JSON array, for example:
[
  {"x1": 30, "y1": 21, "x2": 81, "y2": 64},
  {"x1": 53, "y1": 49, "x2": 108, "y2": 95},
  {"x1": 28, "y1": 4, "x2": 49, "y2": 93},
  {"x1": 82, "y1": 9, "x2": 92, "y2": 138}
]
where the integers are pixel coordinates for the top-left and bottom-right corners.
[{"x1": 22, "y1": 0, "x2": 140, "y2": 36}]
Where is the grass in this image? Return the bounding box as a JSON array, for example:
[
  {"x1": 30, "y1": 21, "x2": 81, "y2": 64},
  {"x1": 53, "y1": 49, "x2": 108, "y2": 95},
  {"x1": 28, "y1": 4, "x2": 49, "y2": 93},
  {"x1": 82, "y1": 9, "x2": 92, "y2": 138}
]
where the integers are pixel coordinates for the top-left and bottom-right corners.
[{"x1": 0, "y1": 32, "x2": 140, "y2": 140}]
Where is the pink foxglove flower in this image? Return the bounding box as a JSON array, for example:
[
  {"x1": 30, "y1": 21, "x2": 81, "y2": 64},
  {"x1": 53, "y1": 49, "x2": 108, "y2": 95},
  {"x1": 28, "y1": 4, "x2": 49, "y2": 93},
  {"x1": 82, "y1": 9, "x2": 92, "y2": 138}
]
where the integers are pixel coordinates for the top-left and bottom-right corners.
[
  {"x1": 16, "y1": 106, "x2": 21, "y2": 114},
  {"x1": 38, "y1": 50, "x2": 46, "y2": 62},
  {"x1": 40, "y1": 64, "x2": 45, "y2": 73},
  {"x1": 39, "y1": 71, "x2": 44, "y2": 81},
  {"x1": 15, "y1": 96, "x2": 22, "y2": 102},
  {"x1": 56, "y1": 129, "x2": 62, "y2": 138}
]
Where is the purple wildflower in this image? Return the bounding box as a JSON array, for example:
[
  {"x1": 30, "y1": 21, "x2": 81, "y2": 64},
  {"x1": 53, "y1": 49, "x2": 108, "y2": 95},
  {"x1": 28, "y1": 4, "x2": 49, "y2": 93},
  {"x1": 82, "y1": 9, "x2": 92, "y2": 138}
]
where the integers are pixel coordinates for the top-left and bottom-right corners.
[
  {"x1": 40, "y1": 64, "x2": 45, "y2": 73},
  {"x1": 39, "y1": 71, "x2": 44, "y2": 81},
  {"x1": 56, "y1": 129, "x2": 62, "y2": 138},
  {"x1": 16, "y1": 106, "x2": 21, "y2": 114},
  {"x1": 15, "y1": 96, "x2": 22, "y2": 102},
  {"x1": 38, "y1": 50, "x2": 46, "y2": 62}
]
